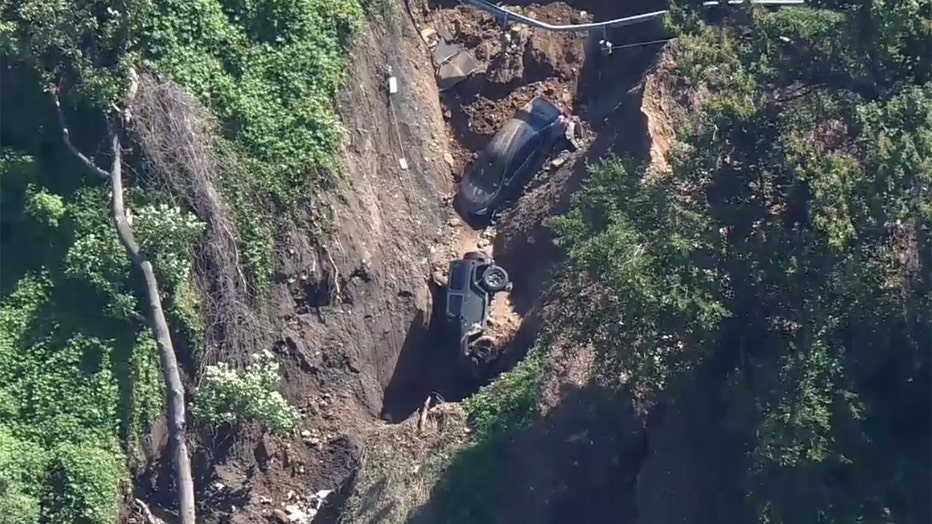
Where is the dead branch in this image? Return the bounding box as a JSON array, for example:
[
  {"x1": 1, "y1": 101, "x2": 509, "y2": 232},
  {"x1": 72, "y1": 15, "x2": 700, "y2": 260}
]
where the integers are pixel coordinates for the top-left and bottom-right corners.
[
  {"x1": 51, "y1": 87, "x2": 109, "y2": 179},
  {"x1": 133, "y1": 498, "x2": 166, "y2": 524},
  {"x1": 323, "y1": 244, "x2": 341, "y2": 303},
  {"x1": 56, "y1": 70, "x2": 197, "y2": 524},
  {"x1": 130, "y1": 73, "x2": 265, "y2": 367},
  {"x1": 417, "y1": 395, "x2": 432, "y2": 435}
]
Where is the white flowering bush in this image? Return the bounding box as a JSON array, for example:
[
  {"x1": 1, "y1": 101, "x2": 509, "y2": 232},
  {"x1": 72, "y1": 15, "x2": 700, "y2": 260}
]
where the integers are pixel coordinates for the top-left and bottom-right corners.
[
  {"x1": 192, "y1": 350, "x2": 300, "y2": 436},
  {"x1": 134, "y1": 204, "x2": 205, "y2": 287},
  {"x1": 65, "y1": 203, "x2": 204, "y2": 292}
]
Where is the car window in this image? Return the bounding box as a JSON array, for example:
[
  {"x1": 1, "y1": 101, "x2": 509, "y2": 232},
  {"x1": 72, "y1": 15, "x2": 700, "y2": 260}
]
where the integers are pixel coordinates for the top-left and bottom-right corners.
[
  {"x1": 448, "y1": 263, "x2": 469, "y2": 291},
  {"x1": 447, "y1": 293, "x2": 464, "y2": 318},
  {"x1": 465, "y1": 151, "x2": 503, "y2": 194}
]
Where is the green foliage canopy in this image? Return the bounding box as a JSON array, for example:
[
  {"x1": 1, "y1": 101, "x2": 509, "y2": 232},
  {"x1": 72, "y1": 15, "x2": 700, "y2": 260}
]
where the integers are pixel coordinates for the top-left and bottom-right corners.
[{"x1": 552, "y1": 4, "x2": 931, "y2": 523}]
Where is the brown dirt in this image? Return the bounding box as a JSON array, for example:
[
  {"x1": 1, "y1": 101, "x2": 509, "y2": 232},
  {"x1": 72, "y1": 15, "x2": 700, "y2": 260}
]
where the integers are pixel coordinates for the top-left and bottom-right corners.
[
  {"x1": 639, "y1": 44, "x2": 709, "y2": 179},
  {"x1": 417, "y1": 2, "x2": 592, "y2": 177},
  {"x1": 181, "y1": 14, "x2": 457, "y2": 524}
]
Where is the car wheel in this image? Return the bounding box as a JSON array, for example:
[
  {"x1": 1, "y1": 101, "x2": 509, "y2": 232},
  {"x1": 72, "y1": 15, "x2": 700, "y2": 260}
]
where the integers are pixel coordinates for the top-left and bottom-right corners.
[{"x1": 480, "y1": 265, "x2": 509, "y2": 293}]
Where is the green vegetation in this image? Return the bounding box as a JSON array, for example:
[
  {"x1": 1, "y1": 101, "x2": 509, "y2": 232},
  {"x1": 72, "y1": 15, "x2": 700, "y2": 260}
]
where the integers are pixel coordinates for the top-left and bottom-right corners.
[
  {"x1": 1, "y1": 0, "x2": 363, "y2": 520},
  {"x1": 548, "y1": 2, "x2": 931, "y2": 522},
  {"x1": 406, "y1": 347, "x2": 546, "y2": 523},
  {"x1": 193, "y1": 350, "x2": 301, "y2": 436}
]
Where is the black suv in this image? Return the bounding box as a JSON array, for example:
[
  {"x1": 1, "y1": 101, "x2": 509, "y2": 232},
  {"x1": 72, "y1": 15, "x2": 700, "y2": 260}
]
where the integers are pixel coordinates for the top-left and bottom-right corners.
[
  {"x1": 453, "y1": 96, "x2": 577, "y2": 226},
  {"x1": 444, "y1": 251, "x2": 510, "y2": 374}
]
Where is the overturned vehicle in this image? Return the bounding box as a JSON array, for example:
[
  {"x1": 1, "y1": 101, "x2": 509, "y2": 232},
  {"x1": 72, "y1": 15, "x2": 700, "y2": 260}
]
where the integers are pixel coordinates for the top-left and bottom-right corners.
[
  {"x1": 443, "y1": 251, "x2": 511, "y2": 377},
  {"x1": 453, "y1": 96, "x2": 579, "y2": 226}
]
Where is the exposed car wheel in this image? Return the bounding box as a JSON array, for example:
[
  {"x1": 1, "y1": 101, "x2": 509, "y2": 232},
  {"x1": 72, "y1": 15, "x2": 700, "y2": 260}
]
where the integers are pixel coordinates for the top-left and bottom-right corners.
[
  {"x1": 480, "y1": 265, "x2": 509, "y2": 293},
  {"x1": 472, "y1": 335, "x2": 495, "y2": 355}
]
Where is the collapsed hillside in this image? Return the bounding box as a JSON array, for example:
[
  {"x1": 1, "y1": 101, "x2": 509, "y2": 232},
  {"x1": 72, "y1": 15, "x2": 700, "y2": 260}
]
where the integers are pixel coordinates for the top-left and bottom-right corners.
[
  {"x1": 336, "y1": 2, "x2": 932, "y2": 524},
  {"x1": 185, "y1": 1, "x2": 675, "y2": 522},
  {"x1": 2, "y1": 0, "x2": 928, "y2": 523}
]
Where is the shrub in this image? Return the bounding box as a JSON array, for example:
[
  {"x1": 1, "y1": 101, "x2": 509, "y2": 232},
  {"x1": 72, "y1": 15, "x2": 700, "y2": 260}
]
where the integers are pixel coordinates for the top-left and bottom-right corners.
[
  {"x1": 0, "y1": 430, "x2": 47, "y2": 524},
  {"x1": 193, "y1": 350, "x2": 300, "y2": 435},
  {"x1": 43, "y1": 442, "x2": 126, "y2": 524}
]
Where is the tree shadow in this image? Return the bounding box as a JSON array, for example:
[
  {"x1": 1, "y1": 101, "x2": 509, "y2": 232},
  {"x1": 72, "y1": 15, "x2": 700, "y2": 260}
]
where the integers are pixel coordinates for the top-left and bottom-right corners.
[
  {"x1": 407, "y1": 379, "x2": 647, "y2": 524},
  {"x1": 380, "y1": 283, "x2": 479, "y2": 423}
]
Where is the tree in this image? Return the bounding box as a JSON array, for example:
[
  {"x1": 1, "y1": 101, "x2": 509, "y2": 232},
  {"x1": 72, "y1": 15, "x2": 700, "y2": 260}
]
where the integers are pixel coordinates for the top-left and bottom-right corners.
[
  {"x1": 49, "y1": 71, "x2": 196, "y2": 523},
  {"x1": 552, "y1": 5, "x2": 931, "y2": 522}
]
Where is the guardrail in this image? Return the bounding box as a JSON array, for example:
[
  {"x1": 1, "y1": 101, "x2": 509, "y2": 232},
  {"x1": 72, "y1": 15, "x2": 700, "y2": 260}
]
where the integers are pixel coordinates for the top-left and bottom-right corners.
[{"x1": 457, "y1": 0, "x2": 807, "y2": 33}]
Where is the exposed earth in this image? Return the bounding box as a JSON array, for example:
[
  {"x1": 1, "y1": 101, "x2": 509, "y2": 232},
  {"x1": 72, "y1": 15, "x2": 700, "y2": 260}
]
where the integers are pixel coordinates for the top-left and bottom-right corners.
[{"x1": 135, "y1": 1, "x2": 684, "y2": 523}]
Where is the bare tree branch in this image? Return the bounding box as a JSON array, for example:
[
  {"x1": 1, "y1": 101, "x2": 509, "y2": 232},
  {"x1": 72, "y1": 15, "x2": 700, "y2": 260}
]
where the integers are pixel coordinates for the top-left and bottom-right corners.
[
  {"x1": 53, "y1": 70, "x2": 197, "y2": 524},
  {"x1": 50, "y1": 87, "x2": 110, "y2": 179}
]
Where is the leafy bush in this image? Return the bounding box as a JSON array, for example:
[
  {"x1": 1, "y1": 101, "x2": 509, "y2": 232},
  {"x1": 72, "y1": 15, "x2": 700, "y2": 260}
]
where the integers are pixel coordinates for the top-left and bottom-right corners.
[
  {"x1": 193, "y1": 350, "x2": 300, "y2": 435},
  {"x1": 134, "y1": 203, "x2": 206, "y2": 285},
  {"x1": 2, "y1": 0, "x2": 367, "y2": 517},
  {"x1": 0, "y1": 271, "x2": 157, "y2": 520},
  {"x1": 24, "y1": 185, "x2": 65, "y2": 228},
  {"x1": 43, "y1": 442, "x2": 126, "y2": 524},
  {"x1": 407, "y1": 346, "x2": 548, "y2": 524},
  {"x1": 551, "y1": 5, "x2": 931, "y2": 522},
  {"x1": 463, "y1": 349, "x2": 545, "y2": 439},
  {"x1": 144, "y1": 0, "x2": 364, "y2": 282},
  {"x1": 0, "y1": 430, "x2": 47, "y2": 524}
]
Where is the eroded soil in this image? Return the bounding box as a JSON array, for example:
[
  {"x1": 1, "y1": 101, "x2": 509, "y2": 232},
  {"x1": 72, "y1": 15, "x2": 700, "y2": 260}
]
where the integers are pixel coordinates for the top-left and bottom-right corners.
[{"x1": 139, "y1": 1, "x2": 683, "y2": 523}]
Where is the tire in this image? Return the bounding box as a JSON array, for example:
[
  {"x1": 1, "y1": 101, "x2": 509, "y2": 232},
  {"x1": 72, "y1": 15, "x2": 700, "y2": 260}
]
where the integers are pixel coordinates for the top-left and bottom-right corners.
[
  {"x1": 480, "y1": 265, "x2": 509, "y2": 293},
  {"x1": 471, "y1": 336, "x2": 495, "y2": 357}
]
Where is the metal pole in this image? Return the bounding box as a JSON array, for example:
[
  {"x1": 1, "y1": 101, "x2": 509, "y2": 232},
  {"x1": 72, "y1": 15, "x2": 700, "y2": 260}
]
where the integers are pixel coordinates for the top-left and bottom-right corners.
[{"x1": 457, "y1": 0, "x2": 807, "y2": 33}]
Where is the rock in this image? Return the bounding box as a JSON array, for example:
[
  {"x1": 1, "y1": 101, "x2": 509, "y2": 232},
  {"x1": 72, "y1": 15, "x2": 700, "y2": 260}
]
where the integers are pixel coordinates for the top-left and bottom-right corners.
[
  {"x1": 300, "y1": 429, "x2": 311, "y2": 438},
  {"x1": 550, "y1": 157, "x2": 567, "y2": 169},
  {"x1": 271, "y1": 509, "x2": 290, "y2": 524},
  {"x1": 284, "y1": 504, "x2": 306, "y2": 523},
  {"x1": 259, "y1": 495, "x2": 272, "y2": 505},
  {"x1": 448, "y1": 216, "x2": 461, "y2": 227},
  {"x1": 420, "y1": 27, "x2": 437, "y2": 42},
  {"x1": 443, "y1": 152, "x2": 455, "y2": 169}
]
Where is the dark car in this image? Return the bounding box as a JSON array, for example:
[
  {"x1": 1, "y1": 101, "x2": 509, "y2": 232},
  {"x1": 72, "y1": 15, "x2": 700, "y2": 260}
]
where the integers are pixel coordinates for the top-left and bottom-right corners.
[
  {"x1": 453, "y1": 96, "x2": 575, "y2": 225},
  {"x1": 444, "y1": 251, "x2": 510, "y2": 373}
]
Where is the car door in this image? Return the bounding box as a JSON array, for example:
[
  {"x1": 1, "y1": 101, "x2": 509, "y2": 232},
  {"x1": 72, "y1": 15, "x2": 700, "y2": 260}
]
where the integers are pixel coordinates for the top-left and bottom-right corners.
[{"x1": 501, "y1": 130, "x2": 547, "y2": 196}]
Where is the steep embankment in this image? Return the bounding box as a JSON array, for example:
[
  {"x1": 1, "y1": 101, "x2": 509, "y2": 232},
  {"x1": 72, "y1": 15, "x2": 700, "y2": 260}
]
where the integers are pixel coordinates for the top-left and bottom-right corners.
[{"x1": 196, "y1": 13, "x2": 455, "y2": 523}]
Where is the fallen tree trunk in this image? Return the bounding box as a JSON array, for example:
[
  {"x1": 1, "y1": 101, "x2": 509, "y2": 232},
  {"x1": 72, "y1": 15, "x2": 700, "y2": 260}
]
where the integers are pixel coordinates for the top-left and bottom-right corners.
[{"x1": 53, "y1": 70, "x2": 197, "y2": 524}]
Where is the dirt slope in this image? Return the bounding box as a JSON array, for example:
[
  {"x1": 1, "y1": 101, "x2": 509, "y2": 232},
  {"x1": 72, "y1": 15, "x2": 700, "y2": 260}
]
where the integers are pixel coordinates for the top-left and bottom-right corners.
[
  {"x1": 196, "y1": 15, "x2": 455, "y2": 524},
  {"x1": 333, "y1": 1, "x2": 682, "y2": 523}
]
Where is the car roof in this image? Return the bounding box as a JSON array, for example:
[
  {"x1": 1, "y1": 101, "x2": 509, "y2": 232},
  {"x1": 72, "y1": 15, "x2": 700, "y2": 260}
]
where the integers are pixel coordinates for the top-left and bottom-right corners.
[
  {"x1": 461, "y1": 97, "x2": 564, "y2": 191},
  {"x1": 491, "y1": 97, "x2": 563, "y2": 151}
]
